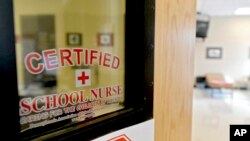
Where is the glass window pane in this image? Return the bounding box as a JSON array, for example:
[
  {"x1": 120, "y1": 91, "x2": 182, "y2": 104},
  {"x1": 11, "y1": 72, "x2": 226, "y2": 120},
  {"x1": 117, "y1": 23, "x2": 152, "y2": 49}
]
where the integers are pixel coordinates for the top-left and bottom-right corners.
[{"x1": 14, "y1": 0, "x2": 125, "y2": 133}]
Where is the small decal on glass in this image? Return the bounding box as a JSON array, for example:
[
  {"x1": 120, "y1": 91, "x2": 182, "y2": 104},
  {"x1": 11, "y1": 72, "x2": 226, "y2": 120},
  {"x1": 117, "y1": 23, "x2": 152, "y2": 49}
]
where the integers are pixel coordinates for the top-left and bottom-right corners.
[
  {"x1": 97, "y1": 33, "x2": 113, "y2": 46},
  {"x1": 67, "y1": 33, "x2": 82, "y2": 46},
  {"x1": 75, "y1": 69, "x2": 91, "y2": 87}
]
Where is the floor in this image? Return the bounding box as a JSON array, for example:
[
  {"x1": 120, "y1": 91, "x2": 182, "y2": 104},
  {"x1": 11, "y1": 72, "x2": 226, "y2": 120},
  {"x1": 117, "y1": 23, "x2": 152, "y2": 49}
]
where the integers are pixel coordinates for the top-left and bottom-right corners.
[
  {"x1": 192, "y1": 88, "x2": 250, "y2": 141},
  {"x1": 93, "y1": 88, "x2": 250, "y2": 141}
]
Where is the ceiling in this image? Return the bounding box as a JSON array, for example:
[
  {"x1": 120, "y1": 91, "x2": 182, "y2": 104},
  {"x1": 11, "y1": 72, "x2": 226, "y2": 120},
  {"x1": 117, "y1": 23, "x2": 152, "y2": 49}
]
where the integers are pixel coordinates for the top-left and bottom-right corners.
[{"x1": 197, "y1": 0, "x2": 250, "y2": 16}]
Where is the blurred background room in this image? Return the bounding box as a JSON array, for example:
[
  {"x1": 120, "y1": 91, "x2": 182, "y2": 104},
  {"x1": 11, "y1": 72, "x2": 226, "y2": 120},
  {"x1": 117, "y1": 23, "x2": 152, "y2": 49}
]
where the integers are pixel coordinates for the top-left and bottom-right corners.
[{"x1": 193, "y1": 0, "x2": 250, "y2": 141}]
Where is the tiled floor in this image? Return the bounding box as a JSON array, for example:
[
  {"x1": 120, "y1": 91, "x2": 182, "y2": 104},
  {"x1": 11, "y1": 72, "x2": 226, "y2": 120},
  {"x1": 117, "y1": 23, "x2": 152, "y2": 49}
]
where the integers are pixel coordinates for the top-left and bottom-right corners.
[{"x1": 192, "y1": 88, "x2": 250, "y2": 141}]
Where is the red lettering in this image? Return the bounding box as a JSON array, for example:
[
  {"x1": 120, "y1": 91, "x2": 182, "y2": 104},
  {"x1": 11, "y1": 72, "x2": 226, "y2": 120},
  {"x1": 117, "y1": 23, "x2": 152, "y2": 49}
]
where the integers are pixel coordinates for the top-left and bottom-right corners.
[
  {"x1": 106, "y1": 87, "x2": 112, "y2": 96},
  {"x1": 79, "y1": 90, "x2": 86, "y2": 102},
  {"x1": 90, "y1": 50, "x2": 98, "y2": 65},
  {"x1": 112, "y1": 86, "x2": 117, "y2": 94},
  {"x1": 42, "y1": 49, "x2": 59, "y2": 70},
  {"x1": 25, "y1": 52, "x2": 44, "y2": 74},
  {"x1": 118, "y1": 85, "x2": 122, "y2": 94},
  {"x1": 46, "y1": 95, "x2": 58, "y2": 110},
  {"x1": 73, "y1": 48, "x2": 83, "y2": 65},
  {"x1": 20, "y1": 98, "x2": 32, "y2": 116},
  {"x1": 112, "y1": 56, "x2": 120, "y2": 69},
  {"x1": 103, "y1": 53, "x2": 111, "y2": 67},
  {"x1": 90, "y1": 89, "x2": 98, "y2": 99},
  {"x1": 60, "y1": 49, "x2": 73, "y2": 66},
  {"x1": 58, "y1": 93, "x2": 69, "y2": 107},
  {"x1": 32, "y1": 97, "x2": 45, "y2": 112},
  {"x1": 25, "y1": 49, "x2": 120, "y2": 75},
  {"x1": 19, "y1": 91, "x2": 92, "y2": 116},
  {"x1": 99, "y1": 51, "x2": 102, "y2": 65},
  {"x1": 99, "y1": 88, "x2": 103, "y2": 98},
  {"x1": 90, "y1": 88, "x2": 103, "y2": 99},
  {"x1": 69, "y1": 92, "x2": 79, "y2": 105},
  {"x1": 85, "y1": 49, "x2": 89, "y2": 65}
]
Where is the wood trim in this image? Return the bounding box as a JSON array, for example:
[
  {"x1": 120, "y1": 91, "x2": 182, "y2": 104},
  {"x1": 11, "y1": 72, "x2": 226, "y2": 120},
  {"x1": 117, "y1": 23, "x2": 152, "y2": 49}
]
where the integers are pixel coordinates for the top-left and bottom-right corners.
[{"x1": 154, "y1": 0, "x2": 196, "y2": 140}]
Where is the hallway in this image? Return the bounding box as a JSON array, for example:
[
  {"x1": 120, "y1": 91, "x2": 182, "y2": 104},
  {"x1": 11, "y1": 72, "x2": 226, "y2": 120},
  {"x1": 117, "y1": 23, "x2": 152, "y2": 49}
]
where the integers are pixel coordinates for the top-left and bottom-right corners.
[{"x1": 192, "y1": 88, "x2": 250, "y2": 141}]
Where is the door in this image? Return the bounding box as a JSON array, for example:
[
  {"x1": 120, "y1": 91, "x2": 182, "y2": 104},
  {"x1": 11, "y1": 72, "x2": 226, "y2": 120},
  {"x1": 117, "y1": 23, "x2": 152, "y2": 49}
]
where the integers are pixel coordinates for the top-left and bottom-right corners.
[
  {"x1": 0, "y1": 0, "x2": 195, "y2": 140},
  {"x1": 0, "y1": 0, "x2": 154, "y2": 140}
]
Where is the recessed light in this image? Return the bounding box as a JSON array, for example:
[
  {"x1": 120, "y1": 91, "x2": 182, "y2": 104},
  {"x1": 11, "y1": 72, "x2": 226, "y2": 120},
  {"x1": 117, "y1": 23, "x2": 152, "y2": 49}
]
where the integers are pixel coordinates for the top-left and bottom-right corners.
[{"x1": 235, "y1": 7, "x2": 250, "y2": 15}]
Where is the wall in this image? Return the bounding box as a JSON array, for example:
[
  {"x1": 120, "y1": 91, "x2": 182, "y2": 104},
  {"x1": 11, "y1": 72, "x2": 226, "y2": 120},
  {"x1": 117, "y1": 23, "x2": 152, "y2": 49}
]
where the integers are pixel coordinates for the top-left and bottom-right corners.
[{"x1": 195, "y1": 16, "x2": 250, "y2": 81}]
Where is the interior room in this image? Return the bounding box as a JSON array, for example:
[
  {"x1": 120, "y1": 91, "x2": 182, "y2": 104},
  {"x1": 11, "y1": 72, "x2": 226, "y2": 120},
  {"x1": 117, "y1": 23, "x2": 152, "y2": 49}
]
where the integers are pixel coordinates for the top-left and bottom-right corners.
[{"x1": 193, "y1": 0, "x2": 250, "y2": 141}]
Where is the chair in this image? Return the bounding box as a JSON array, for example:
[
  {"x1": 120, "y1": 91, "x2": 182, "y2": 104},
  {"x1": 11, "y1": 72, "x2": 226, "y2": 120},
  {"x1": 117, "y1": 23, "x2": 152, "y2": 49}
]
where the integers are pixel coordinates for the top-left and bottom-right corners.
[{"x1": 205, "y1": 73, "x2": 234, "y2": 93}]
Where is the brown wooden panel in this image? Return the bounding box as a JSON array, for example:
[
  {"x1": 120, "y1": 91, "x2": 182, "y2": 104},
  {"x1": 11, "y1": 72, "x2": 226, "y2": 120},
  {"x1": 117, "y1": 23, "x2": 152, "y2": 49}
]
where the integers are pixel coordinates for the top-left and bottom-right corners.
[{"x1": 154, "y1": 0, "x2": 196, "y2": 140}]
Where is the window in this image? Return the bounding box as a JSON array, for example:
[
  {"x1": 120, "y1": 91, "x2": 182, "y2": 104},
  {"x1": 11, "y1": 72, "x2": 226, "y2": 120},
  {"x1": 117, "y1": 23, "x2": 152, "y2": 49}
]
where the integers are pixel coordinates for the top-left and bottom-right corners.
[
  {"x1": 0, "y1": 0, "x2": 154, "y2": 140},
  {"x1": 14, "y1": 0, "x2": 126, "y2": 135}
]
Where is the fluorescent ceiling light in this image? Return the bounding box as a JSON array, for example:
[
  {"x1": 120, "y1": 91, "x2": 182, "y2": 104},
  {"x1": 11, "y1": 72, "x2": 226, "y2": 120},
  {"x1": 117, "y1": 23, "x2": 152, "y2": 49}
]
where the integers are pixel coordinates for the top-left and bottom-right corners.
[{"x1": 235, "y1": 7, "x2": 250, "y2": 15}]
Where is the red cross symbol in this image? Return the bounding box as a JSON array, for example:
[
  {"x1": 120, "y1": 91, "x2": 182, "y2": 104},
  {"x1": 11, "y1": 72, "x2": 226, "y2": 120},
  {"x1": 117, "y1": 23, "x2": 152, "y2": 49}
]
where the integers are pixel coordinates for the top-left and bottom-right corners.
[{"x1": 77, "y1": 71, "x2": 89, "y2": 84}]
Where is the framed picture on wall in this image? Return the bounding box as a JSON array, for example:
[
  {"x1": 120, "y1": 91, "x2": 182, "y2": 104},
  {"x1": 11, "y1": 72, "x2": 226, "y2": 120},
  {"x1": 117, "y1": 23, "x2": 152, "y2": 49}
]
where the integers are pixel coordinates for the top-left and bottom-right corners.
[
  {"x1": 206, "y1": 47, "x2": 222, "y2": 59},
  {"x1": 97, "y1": 33, "x2": 113, "y2": 46},
  {"x1": 67, "y1": 33, "x2": 82, "y2": 46}
]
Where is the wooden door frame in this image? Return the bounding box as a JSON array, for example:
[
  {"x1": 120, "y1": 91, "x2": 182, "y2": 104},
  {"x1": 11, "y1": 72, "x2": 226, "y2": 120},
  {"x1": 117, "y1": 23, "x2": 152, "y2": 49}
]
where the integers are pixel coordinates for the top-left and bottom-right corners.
[{"x1": 154, "y1": 0, "x2": 196, "y2": 140}]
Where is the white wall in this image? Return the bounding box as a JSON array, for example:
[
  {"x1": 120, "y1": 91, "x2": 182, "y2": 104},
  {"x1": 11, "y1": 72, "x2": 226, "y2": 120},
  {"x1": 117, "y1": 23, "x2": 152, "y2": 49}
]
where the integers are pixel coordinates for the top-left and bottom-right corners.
[{"x1": 195, "y1": 16, "x2": 250, "y2": 81}]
